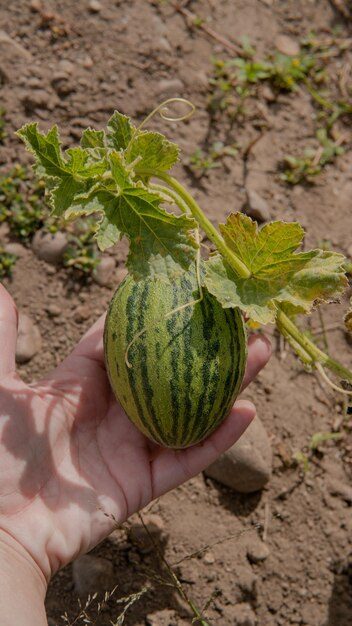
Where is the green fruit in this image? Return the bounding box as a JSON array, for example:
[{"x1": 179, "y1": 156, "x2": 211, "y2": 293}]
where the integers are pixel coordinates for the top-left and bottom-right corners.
[{"x1": 104, "y1": 267, "x2": 247, "y2": 448}]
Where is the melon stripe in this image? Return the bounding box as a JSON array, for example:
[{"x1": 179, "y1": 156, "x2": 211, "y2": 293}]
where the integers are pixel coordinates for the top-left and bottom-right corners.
[{"x1": 104, "y1": 265, "x2": 247, "y2": 448}]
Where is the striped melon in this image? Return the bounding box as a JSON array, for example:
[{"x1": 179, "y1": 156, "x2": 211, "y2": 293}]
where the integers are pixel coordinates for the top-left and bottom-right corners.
[{"x1": 104, "y1": 267, "x2": 247, "y2": 448}]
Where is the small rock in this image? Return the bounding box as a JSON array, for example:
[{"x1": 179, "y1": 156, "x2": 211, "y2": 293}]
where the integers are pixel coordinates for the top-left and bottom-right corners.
[
  {"x1": 46, "y1": 304, "x2": 62, "y2": 317},
  {"x1": 116, "y1": 267, "x2": 128, "y2": 284},
  {"x1": 93, "y1": 256, "x2": 116, "y2": 287},
  {"x1": 154, "y1": 36, "x2": 172, "y2": 53},
  {"x1": 4, "y1": 242, "x2": 26, "y2": 257},
  {"x1": 16, "y1": 313, "x2": 42, "y2": 364},
  {"x1": 21, "y1": 89, "x2": 55, "y2": 111},
  {"x1": 261, "y1": 85, "x2": 275, "y2": 102},
  {"x1": 46, "y1": 266, "x2": 56, "y2": 275},
  {"x1": 225, "y1": 602, "x2": 257, "y2": 626},
  {"x1": 0, "y1": 31, "x2": 32, "y2": 82},
  {"x1": 74, "y1": 305, "x2": 91, "y2": 323},
  {"x1": 236, "y1": 565, "x2": 258, "y2": 597},
  {"x1": 275, "y1": 34, "x2": 300, "y2": 57},
  {"x1": 72, "y1": 555, "x2": 115, "y2": 597},
  {"x1": 32, "y1": 230, "x2": 68, "y2": 264},
  {"x1": 246, "y1": 538, "x2": 270, "y2": 563},
  {"x1": 245, "y1": 189, "x2": 271, "y2": 223},
  {"x1": 204, "y1": 416, "x2": 272, "y2": 493},
  {"x1": 88, "y1": 0, "x2": 102, "y2": 12},
  {"x1": 57, "y1": 59, "x2": 74, "y2": 75},
  {"x1": 327, "y1": 478, "x2": 352, "y2": 504},
  {"x1": 203, "y1": 551, "x2": 215, "y2": 565},
  {"x1": 146, "y1": 609, "x2": 177, "y2": 626},
  {"x1": 156, "y1": 78, "x2": 184, "y2": 95},
  {"x1": 82, "y1": 54, "x2": 94, "y2": 69}
]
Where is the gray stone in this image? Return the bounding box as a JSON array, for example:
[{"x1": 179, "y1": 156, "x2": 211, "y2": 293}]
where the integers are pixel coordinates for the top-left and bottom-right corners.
[
  {"x1": 46, "y1": 304, "x2": 62, "y2": 317},
  {"x1": 246, "y1": 538, "x2": 270, "y2": 563},
  {"x1": 72, "y1": 555, "x2": 115, "y2": 597},
  {"x1": 156, "y1": 78, "x2": 184, "y2": 96},
  {"x1": 245, "y1": 189, "x2": 271, "y2": 223},
  {"x1": 16, "y1": 313, "x2": 42, "y2": 364},
  {"x1": 275, "y1": 35, "x2": 300, "y2": 57},
  {"x1": 93, "y1": 256, "x2": 116, "y2": 287},
  {"x1": 4, "y1": 242, "x2": 26, "y2": 257},
  {"x1": 32, "y1": 230, "x2": 68, "y2": 264},
  {"x1": 204, "y1": 416, "x2": 272, "y2": 493},
  {"x1": 88, "y1": 0, "x2": 102, "y2": 12},
  {"x1": 0, "y1": 31, "x2": 32, "y2": 82},
  {"x1": 225, "y1": 602, "x2": 257, "y2": 626},
  {"x1": 327, "y1": 478, "x2": 352, "y2": 504}
]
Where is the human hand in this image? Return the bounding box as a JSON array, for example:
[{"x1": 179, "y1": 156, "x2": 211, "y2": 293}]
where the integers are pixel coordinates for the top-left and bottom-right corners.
[{"x1": 0, "y1": 283, "x2": 270, "y2": 585}]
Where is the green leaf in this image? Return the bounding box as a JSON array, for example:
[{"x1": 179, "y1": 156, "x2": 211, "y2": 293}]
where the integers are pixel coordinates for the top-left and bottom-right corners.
[
  {"x1": 17, "y1": 115, "x2": 196, "y2": 280},
  {"x1": 81, "y1": 128, "x2": 106, "y2": 149},
  {"x1": 17, "y1": 124, "x2": 99, "y2": 215},
  {"x1": 204, "y1": 213, "x2": 347, "y2": 324},
  {"x1": 107, "y1": 111, "x2": 134, "y2": 150},
  {"x1": 128, "y1": 130, "x2": 179, "y2": 174}
]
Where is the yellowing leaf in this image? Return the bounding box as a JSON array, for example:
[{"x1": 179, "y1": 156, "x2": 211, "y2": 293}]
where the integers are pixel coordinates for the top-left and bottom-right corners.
[{"x1": 204, "y1": 213, "x2": 347, "y2": 324}]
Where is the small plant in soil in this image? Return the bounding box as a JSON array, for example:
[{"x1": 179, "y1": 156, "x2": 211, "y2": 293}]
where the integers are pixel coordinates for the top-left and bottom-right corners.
[
  {"x1": 0, "y1": 165, "x2": 48, "y2": 241},
  {"x1": 0, "y1": 165, "x2": 101, "y2": 276},
  {"x1": 281, "y1": 127, "x2": 345, "y2": 184},
  {"x1": 0, "y1": 248, "x2": 17, "y2": 279},
  {"x1": 17, "y1": 99, "x2": 352, "y2": 450}
]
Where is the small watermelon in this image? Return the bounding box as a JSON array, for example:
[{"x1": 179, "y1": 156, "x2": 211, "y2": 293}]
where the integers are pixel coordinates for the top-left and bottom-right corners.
[{"x1": 104, "y1": 267, "x2": 247, "y2": 448}]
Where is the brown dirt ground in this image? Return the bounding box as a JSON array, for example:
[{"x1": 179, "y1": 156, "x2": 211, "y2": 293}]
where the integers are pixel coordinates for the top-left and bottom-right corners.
[{"x1": 1, "y1": 1, "x2": 352, "y2": 625}]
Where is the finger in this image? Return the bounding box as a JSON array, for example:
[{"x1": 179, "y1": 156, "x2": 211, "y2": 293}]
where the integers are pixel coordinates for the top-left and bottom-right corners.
[
  {"x1": 241, "y1": 333, "x2": 271, "y2": 391},
  {"x1": 151, "y1": 399, "x2": 256, "y2": 497},
  {"x1": 0, "y1": 284, "x2": 18, "y2": 379}
]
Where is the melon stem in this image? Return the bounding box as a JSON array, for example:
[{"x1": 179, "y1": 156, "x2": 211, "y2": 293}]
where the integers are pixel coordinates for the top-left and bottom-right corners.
[{"x1": 148, "y1": 172, "x2": 352, "y2": 386}]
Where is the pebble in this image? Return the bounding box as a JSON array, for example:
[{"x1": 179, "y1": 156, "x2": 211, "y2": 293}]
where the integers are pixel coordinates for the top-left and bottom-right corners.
[
  {"x1": 88, "y1": 0, "x2": 102, "y2": 12},
  {"x1": 236, "y1": 565, "x2": 258, "y2": 597},
  {"x1": 245, "y1": 189, "x2": 271, "y2": 223},
  {"x1": 204, "y1": 416, "x2": 272, "y2": 493},
  {"x1": 32, "y1": 230, "x2": 68, "y2": 264},
  {"x1": 4, "y1": 242, "x2": 26, "y2": 257},
  {"x1": 0, "y1": 31, "x2": 32, "y2": 82},
  {"x1": 246, "y1": 538, "x2": 270, "y2": 563},
  {"x1": 57, "y1": 59, "x2": 74, "y2": 75},
  {"x1": 225, "y1": 602, "x2": 257, "y2": 626},
  {"x1": 275, "y1": 34, "x2": 300, "y2": 57},
  {"x1": 156, "y1": 78, "x2": 184, "y2": 96},
  {"x1": 327, "y1": 478, "x2": 352, "y2": 504},
  {"x1": 203, "y1": 551, "x2": 215, "y2": 565},
  {"x1": 261, "y1": 85, "x2": 276, "y2": 102},
  {"x1": 93, "y1": 256, "x2": 116, "y2": 287},
  {"x1": 72, "y1": 555, "x2": 115, "y2": 597},
  {"x1": 46, "y1": 304, "x2": 62, "y2": 317},
  {"x1": 15, "y1": 313, "x2": 42, "y2": 364},
  {"x1": 73, "y1": 305, "x2": 91, "y2": 323}
]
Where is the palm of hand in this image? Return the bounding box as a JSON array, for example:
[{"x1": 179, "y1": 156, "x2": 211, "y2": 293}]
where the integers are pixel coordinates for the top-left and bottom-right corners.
[{"x1": 0, "y1": 285, "x2": 270, "y2": 580}]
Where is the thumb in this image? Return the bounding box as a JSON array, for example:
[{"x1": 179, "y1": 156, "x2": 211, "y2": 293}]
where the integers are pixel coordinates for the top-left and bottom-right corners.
[{"x1": 0, "y1": 283, "x2": 18, "y2": 379}]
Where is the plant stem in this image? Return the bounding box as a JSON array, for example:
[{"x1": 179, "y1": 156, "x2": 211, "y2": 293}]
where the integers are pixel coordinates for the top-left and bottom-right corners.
[
  {"x1": 150, "y1": 172, "x2": 251, "y2": 279},
  {"x1": 149, "y1": 172, "x2": 352, "y2": 384}
]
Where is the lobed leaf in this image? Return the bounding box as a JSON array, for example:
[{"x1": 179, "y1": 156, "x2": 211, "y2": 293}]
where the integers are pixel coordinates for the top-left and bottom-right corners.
[{"x1": 205, "y1": 213, "x2": 348, "y2": 324}]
